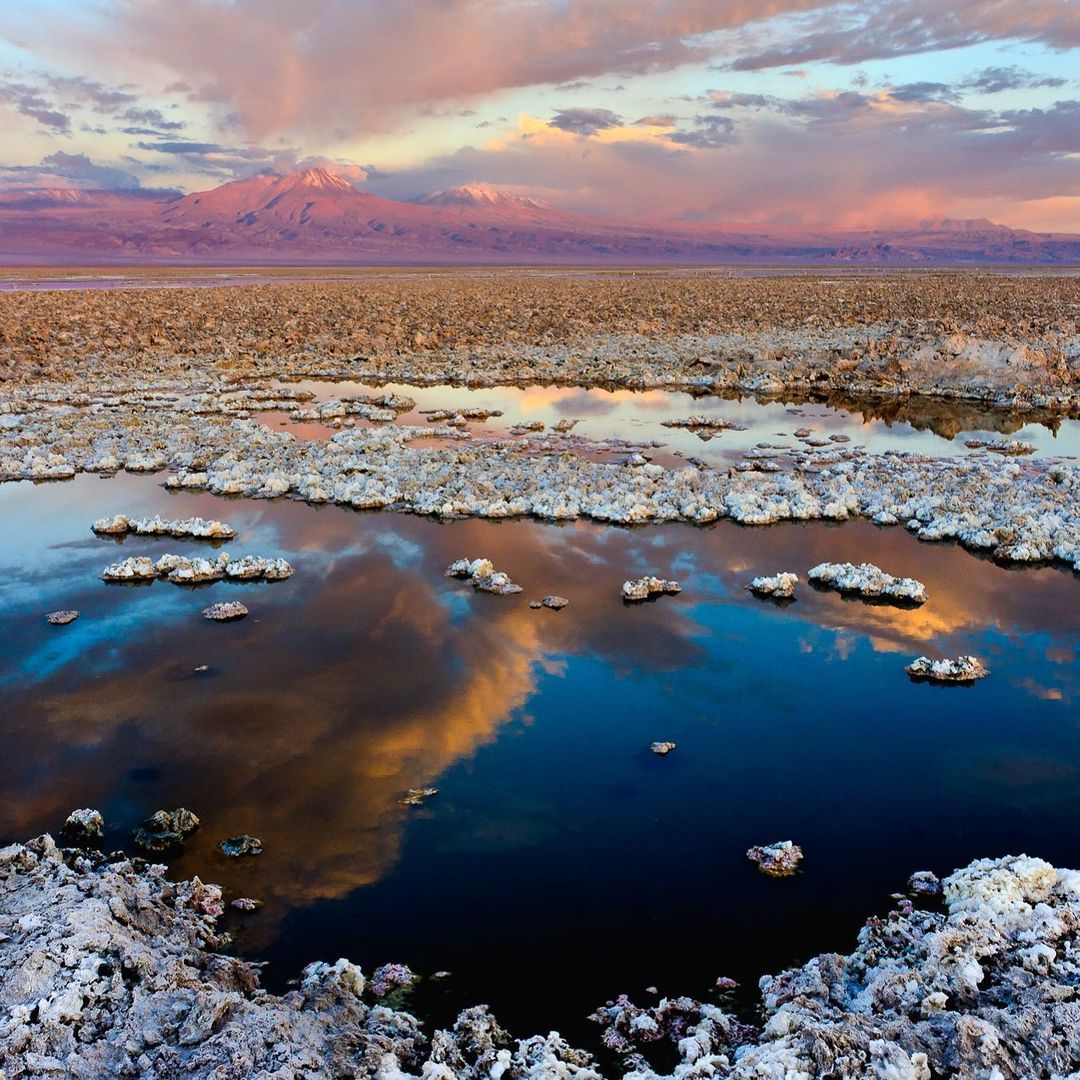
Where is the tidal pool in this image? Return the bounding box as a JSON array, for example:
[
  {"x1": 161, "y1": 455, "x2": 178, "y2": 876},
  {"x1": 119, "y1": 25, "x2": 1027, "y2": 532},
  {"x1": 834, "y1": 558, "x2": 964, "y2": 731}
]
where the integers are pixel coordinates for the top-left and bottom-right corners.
[{"x1": 1, "y1": 471, "x2": 1079, "y2": 1039}]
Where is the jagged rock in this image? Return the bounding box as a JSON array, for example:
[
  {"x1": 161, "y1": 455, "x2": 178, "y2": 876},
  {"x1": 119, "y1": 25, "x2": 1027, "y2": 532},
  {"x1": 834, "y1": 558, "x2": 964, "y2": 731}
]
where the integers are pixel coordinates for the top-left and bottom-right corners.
[
  {"x1": 808, "y1": 561, "x2": 928, "y2": 604},
  {"x1": 650, "y1": 742, "x2": 677, "y2": 756},
  {"x1": 622, "y1": 576, "x2": 682, "y2": 602},
  {"x1": 219, "y1": 835, "x2": 263, "y2": 858},
  {"x1": 202, "y1": 601, "x2": 248, "y2": 621},
  {"x1": 231, "y1": 897, "x2": 262, "y2": 911},
  {"x1": 748, "y1": 572, "x2": 798, "y2": 598},
  {"x1": 747, "y1": 840, "x2": 804, "y2": 877},
  {"x1": 906, "y1": 655, "x2": 990, "y2": 683},
  {"x1": 100, "y1": 555, "x2": 158, "y2": 581},
  {"x1": 61, "y1": 809, "x2": 103, "y2": 844},
  {"x1": 540, "y1": 595, "x2": 569, "y2": 609},
  {"x1": 132, "y1": 808, "x2": 201, "y2": 852},
  {"x1": 45, "y1": 609, "x2": 79, "y2": 625}
]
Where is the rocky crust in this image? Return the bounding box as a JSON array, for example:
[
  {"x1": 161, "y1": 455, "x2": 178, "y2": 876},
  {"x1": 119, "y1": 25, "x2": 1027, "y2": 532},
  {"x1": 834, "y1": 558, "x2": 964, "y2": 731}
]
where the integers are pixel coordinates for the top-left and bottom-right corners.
[
  {"x1": 2, "y1": 274, "x2": 1078, "y2": 411},
  {"x1": 4, "y1": 835, "x2": 1080, "y2": 1077},
  {"x1": 808, "y1": 562, "x2": 929, "y2": 604},
  {"x1": 445, "y1": 557, "x2": 523, "y2": 595}
]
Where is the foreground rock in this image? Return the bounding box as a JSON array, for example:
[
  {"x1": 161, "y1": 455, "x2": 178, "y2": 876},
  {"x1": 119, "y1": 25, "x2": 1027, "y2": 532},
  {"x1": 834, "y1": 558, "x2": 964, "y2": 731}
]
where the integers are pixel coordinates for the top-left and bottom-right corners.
[
  {"x1": 92, "y1": 514, "x2": 236, "y2": 539},
  {"x1": 3, "y1": 834, "x2": 1079, "y2": 1077},
  {"x1": 219, "y1": 835, "x2": 263, "y2": 858},
  {"x1": 45, "y1": 609, "x2": 79, "y2": 625},
  {"x1": 808, "y1": 561, "x2": 928, "y2": 604},
  {"x1": 622, "y1": 577, "x2": 682, "y2": 602},
  {"x1": 906, "y1": 655, "x2": 990, "y2": 684},
  {"x1": 649, "y1": 742, "x2": 677, "y2": 756},
  {"x1": 747, "y1": 840, "x2": 804, "y2": 877}
]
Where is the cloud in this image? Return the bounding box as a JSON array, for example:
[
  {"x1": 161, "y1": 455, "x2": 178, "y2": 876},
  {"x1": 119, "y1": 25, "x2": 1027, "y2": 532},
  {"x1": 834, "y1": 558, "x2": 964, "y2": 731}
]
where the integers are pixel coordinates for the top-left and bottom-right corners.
[
  {"x1": 121, "y1": 106, "x2": 185, "y2": 131},
  {"x1": 0, "y1": 151, "x2": 142, "y2": 191},
  {"x1": 667, "y1": 114, "x2": 738, "y2": 148},
  {"x1": 725, "y1": 0, "x2": 1080, "y2": 71},
  {"x1": 548, "y1": 107, "x2": 622, "y2": 136},
  {"x1": 960, "y1": 65, "x2": 1069, "y2": 95},
  {"x1": 0, "y1": 77, "x2": 70, "y2": 133},
  {"x1": 43, "y1": 73, "x2": 136, "y2": 113},
  {"x1": 635, "y1": 114, "x2": 678, "y2": 128}
]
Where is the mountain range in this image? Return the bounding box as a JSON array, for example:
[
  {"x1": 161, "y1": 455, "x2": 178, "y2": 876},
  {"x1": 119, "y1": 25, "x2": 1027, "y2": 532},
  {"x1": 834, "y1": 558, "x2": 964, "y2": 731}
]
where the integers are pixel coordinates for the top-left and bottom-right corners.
[{"x1": 0, "y1": 167, "x2": 1077, "y2": 265}]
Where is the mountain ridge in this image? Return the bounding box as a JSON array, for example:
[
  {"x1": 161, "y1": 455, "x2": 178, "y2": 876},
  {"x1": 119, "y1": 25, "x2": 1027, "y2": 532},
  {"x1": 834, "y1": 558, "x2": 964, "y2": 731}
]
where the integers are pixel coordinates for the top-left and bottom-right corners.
[{"x1": 1, "y1": 168, "x2": 1077, "y2": 265}]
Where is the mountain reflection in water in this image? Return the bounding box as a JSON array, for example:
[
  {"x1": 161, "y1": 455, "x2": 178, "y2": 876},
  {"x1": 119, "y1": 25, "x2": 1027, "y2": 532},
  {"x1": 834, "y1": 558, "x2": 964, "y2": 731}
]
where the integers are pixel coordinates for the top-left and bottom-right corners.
[{"x1": 1, "y1": 471, "x2": 1078, "y2": 1034}]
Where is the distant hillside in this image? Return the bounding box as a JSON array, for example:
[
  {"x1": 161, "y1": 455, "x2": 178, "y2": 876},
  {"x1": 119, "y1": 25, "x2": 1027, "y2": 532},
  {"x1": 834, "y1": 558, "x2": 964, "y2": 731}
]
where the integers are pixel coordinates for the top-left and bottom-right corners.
[{"x1": 1, "y1": 168, "x2": 1077, "y2": 264}]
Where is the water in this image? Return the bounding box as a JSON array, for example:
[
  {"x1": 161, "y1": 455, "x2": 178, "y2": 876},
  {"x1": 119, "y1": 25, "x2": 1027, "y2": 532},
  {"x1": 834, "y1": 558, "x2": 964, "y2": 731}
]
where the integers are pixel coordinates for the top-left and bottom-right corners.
[
  {"x1": 258, "y1": 378, "x2": 1080, "y2": 465},
  {"x1": 2, "y1": 467, "x2": 1079, "y2": 1041}
]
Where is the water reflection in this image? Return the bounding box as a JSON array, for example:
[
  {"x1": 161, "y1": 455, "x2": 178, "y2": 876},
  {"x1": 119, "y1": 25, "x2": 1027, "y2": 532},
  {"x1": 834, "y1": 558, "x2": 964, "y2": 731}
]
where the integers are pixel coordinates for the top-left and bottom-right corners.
[
  {"x1": 1, "y1": 473, "x2": 1079, "y2": 1031},
  {"x1": 265, "y1": 378, "x2": 1080, "y2": 465}
]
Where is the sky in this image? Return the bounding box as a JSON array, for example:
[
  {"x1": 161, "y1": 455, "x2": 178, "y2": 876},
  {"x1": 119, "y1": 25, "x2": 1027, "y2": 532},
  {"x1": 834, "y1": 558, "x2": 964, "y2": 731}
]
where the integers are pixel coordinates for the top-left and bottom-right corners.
[{"x1": 0, "y1": 0, "x2": 1077, "y2": 230}]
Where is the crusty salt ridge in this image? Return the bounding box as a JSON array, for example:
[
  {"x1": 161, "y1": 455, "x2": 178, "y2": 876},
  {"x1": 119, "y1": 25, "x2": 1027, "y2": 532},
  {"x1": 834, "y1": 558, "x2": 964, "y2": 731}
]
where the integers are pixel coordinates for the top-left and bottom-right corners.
[
  {"x1": 748, "y1": 572, "x2": 798, "y2": 599},
  {"x1": 445, "y1": 557, "x2": 524, "y2": 595},
  {"x1": 622, "y1": 577, "x2": 682, "y2": 602},
  {"x1": 746, "y1": 840, "x2": 804, "y2": 877},
  {"x1": 4, "y1": 834, "x2": 1079, "y2": 1077},
  {"x1": 5, "y1": 399, "x2": 1077, "y2": 571},
  {"x1": 807, "y1": 562, "x2": 929, "y2": 604},
  {"x1": 203, "y1": 601, "x2": 249, "y2": 622},
  {"x1": 906, "y1": 655, "x2": 990, "y2": 683},
  {"x1": 92, "y1": 514, "x2": 236, "y2": 539},
  {"x1": 101, "y1": 552, "x2": 293, "y2": 584}
]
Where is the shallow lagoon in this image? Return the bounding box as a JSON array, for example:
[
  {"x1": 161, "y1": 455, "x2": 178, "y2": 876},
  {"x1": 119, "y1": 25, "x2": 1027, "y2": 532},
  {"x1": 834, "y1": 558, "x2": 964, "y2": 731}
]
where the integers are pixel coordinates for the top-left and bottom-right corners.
[
  {"x1": 259, "y1": 378, "x2": 1080, "y2": 465},
  {"x1": 2, "y1": 467, "x2": 1079, "y2": 1039}
]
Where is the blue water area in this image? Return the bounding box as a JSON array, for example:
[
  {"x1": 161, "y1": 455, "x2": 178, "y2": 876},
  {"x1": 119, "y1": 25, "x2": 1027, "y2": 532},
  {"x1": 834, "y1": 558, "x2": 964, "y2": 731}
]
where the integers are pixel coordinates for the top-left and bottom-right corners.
[{"x1": 1, "y1": 471, "x2": 1078, "y2": 1039}]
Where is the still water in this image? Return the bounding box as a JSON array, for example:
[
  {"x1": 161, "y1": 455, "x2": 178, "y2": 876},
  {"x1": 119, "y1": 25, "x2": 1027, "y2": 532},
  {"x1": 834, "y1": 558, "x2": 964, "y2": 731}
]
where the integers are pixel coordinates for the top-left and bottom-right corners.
[
  {"x1": 1, "y1": 470, "x2": 1079, "y2": 1038},
  {"x1": 260, "y1": 378, "x2": 1080, "y2": 465}
]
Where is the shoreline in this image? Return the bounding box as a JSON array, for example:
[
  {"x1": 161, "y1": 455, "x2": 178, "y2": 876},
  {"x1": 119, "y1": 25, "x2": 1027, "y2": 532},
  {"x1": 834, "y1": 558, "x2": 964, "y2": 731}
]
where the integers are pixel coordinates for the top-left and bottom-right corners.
[{"x1": 2, "y1": 830, "x2": 1076, "y2": 1077}]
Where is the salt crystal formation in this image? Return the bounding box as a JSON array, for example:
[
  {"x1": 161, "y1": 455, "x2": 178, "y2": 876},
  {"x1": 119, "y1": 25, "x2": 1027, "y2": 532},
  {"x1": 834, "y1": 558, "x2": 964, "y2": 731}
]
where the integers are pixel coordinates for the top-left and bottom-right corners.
[
  {"x1": 202, "y1": 601, "x2": 248, "y2": 622},
  {"x1": 445, "y1": 558, "x2": 523, "y2": 595},
  {"x1": 964, "y1": 438, "x2": 1036, "y2": 456},
  {"x1": 399, "y1": 787, "x2": 438, "y2": 807},
  {"x1": 906, "y1": 655, "x2": 990, "y2": 683},
  {"x1": 131, "y1": 808, "x2": 200, "y2": 852},
  {"x1": 45, "y1": 609, "x2": 79, "y2": 625},
  {"x1": 92, "y1": 514, "x2": 236, "y2": 539},
  {"x1": 747, "y1": 840, "x2": 804, "y2": 877},
  {"x1": 808, "y1": 561, "x2": 928, "y2": 604},
  {"x1": 747, "y1": 572, "x2": 798, "y2": 598},
  {"x1": 61, "y1": 809, "x2": 103, "y2": 844},
  {"x1": 650, "y1": 742, "x2": 677, "y2": 756},
  {"x1": 102, "y1": 552, "x2": 293, "y2": 584},
  {"x1": 6, "y1": 834, "x2": 1076, "y2": 1077},
  {"x1": 220, "y1": 835, "x2": 263, "y2": 858},
  {"x1": 622, "y1": 577, "x2": 682, "y2": 602}
]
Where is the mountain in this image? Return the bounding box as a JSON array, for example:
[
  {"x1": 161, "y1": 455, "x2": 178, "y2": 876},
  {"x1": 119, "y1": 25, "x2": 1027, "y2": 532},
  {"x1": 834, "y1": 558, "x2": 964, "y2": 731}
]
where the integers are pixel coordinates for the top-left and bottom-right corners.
[
  {"x1": 1, "y1": 167, "x2": 1078, "y2": 264},
  {"x1": 413, "y1": 184, "x2": 549, "y2": 213}
]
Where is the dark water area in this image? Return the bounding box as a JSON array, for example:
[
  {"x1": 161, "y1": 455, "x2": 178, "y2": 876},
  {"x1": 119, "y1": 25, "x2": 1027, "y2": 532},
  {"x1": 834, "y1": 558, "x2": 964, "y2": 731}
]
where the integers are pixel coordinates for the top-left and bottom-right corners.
[{"x1": 2, "y1": 471, "x2": 1079, "y2": 1040}]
